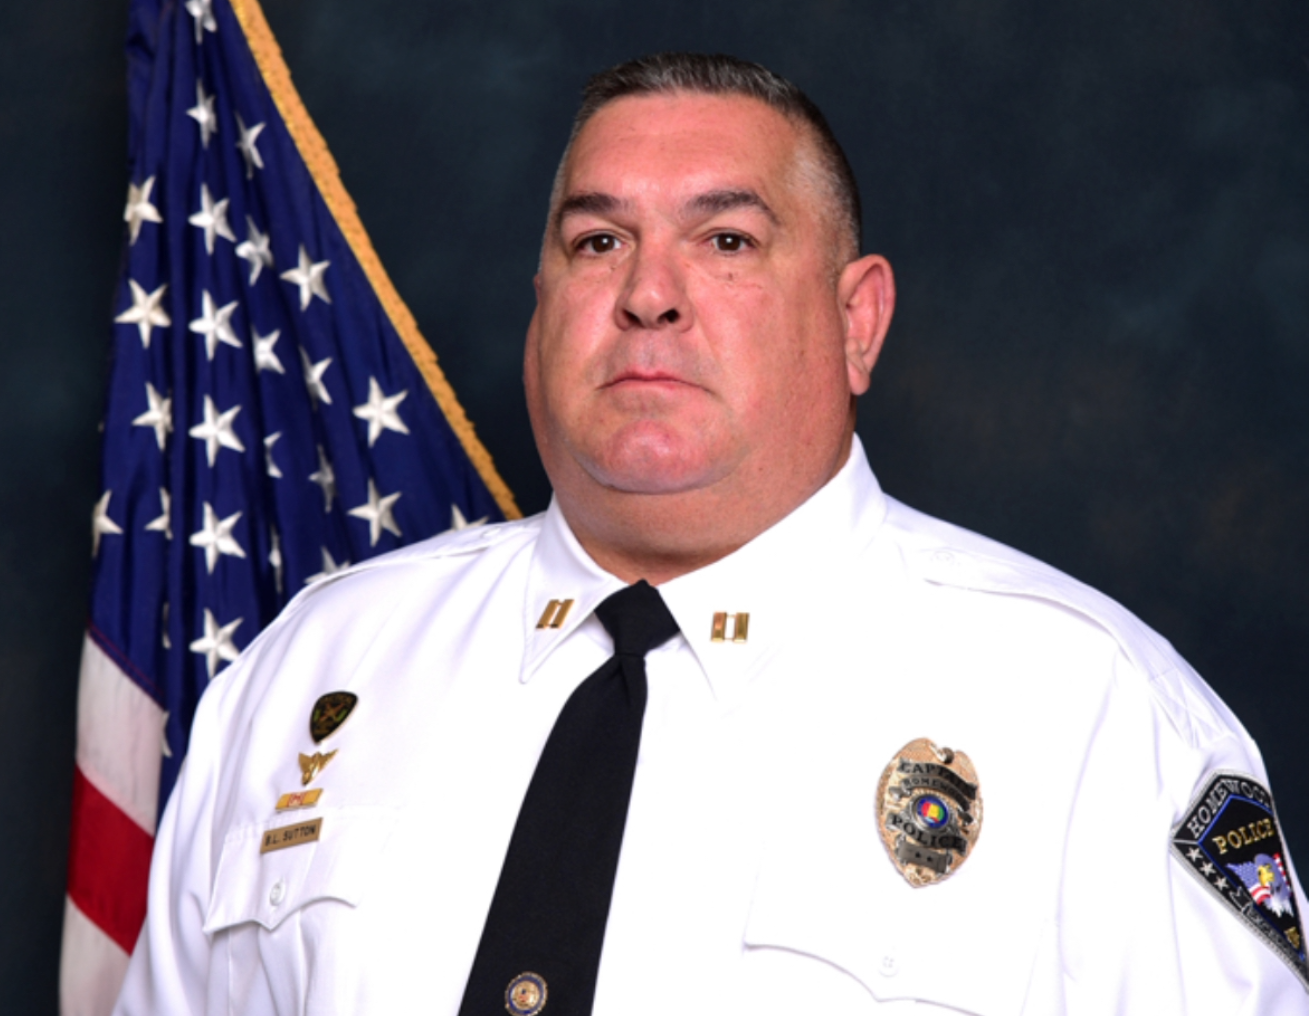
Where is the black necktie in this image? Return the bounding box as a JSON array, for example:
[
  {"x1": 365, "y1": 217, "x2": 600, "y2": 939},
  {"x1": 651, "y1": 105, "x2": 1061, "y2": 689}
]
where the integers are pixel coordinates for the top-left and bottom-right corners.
[{"x1": 457, "y1": 580, "x2": 680, "y2": 1016}]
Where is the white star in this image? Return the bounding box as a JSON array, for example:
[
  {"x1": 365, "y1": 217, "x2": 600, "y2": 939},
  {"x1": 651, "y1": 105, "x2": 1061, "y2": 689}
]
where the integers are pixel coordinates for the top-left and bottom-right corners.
[
  {"x1": 1215, "y1": 876, "x2": 1230, "y2": 891},
  {"x1": 190, "y1": 608, "x2": 242, "y2": 680},
  {"x1": 189, "y1": 501, "x2": 246, "y2": 574},
  {"x1": 306, "y1": 546, "x2": 349, "y2": 585},
  {"x1": 308, "y1": 445, "x2": 336, "y2": 511},
  {"x1": 115, "y1": 279, "x2": 171, "y2": 349},
  {"x1": 91, "y1": 490, "x2": 123, "y2": 556},
  {"x1": 351, "y1": 377, "x2": 410, "y2": 446},
  {"x1": 188, "y1": 183, "x2": 235, "y2": 255},
  {"x1": 159, "y1": 711, "x2": 173, "y2": 759},
  {"x1": 132, "y1": 382, "x2": 172, "y2": 450},
  {"x1": 300, "y1": 347, "x2": 333, "y2": 406},
  {"x1": 185, "y1": 0, "x2": 217, "y2": 43},
  {"x1": 186, "y1": 79, "x2": 218, "y2": 148},
  {"x1": 123, "y1": 177, "x2": 162, "y2": 245},
  {"x1": 235, "y1": 112, "x2": 266, "y2": 178},
  {"x1": 253, "y1": 329, "x2": 285, "y2": 374},
  {"x1": 1200, "y1": 861, "x2": 1216, "y2": 877},
  {"x1": 450, "y1": 503, "x2": 489, "y2": 530},
  {"x1": 280, "y1": 245, "x2": 331, "y2": 310},
  {"x1": 235, "y1": 216, "x2": 273, "y2": 284},
  {"x1": 188, "y1": 394, "x2": 245, "y2": 466},
  {"x1": 145, "y1": 488, "x2": 172, "y2": 539},
  {"x1": 1186, "y1": 847, "x2": 1203, "y2": 862},
  {"x1": 268, "y1": 526, "x2": 283, "y2": 594},
  {"x1": 348, "y1": 479, "x2": 403, "y2": 546},
  {"x1": 161, "y1": 601, "x2": 171, "y2": 649},
  {"x1": 188, "y1": 290, "x2": 242, "y2": 360},
  {"x1": 263, "y1": 432, "x2": 284, "y2": 478}
]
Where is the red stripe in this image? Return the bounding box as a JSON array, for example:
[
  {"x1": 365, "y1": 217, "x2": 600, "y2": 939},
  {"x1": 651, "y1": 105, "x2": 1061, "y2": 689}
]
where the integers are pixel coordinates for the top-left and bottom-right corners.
[{"x1": 66, "y1": 766, "x2": 153, "y2": 954}]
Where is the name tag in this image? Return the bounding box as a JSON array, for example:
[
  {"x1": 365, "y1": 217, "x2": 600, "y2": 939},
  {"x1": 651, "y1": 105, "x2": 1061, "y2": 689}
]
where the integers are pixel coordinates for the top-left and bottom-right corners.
[{"x1": 260, "y1": 818, "x2": 323, "y2": 853}]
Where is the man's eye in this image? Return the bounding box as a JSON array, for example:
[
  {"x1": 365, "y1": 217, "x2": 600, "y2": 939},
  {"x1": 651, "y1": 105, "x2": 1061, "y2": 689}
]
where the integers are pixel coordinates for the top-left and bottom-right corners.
[
  {"x1": 711, "y1": 233, "x2": 750, "y2": 253},
  {"x1": 578, "y1": 234, "x2": 621, "y2": 254}
]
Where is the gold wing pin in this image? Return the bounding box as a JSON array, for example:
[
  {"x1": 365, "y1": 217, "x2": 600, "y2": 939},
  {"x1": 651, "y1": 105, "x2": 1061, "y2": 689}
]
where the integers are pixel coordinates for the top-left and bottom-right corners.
[{"x1": 298, "y1": 749, "x2": 337, "y2": 786}]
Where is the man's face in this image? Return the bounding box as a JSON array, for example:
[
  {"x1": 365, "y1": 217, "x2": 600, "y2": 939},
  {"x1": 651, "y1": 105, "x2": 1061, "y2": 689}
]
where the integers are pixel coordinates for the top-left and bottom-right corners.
[{"x1": 525, "y1": 92, "x2": 875, "y2": 516}]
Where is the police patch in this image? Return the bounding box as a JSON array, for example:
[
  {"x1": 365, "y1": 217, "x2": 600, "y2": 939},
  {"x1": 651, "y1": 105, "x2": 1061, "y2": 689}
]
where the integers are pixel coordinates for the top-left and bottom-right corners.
[{"x1": 1171, "y1": 770, "x2": 1308, "y2": 991}]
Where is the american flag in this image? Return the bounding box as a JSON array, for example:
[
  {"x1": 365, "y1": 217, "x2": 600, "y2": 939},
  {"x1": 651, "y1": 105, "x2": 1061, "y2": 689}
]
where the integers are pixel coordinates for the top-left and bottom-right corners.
[{"x1": 60, "y1": 0, "x2": 518, "y2": 1011}]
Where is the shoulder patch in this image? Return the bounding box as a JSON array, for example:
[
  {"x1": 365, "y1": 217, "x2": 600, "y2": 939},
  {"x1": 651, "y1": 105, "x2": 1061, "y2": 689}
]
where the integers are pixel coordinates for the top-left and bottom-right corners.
[{"x1": 1171, "y1": 771, "x2": 1308, "y2": 990}]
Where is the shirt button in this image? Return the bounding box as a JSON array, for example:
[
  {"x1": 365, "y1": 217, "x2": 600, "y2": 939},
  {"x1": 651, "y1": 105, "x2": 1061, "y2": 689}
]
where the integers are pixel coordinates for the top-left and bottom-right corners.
[
  {"x1": 269, "y1": 879, "x2": 286, "y2": 907},
  {"x1": 878, "y1": 952, "x2": 900, "y2": 977}
]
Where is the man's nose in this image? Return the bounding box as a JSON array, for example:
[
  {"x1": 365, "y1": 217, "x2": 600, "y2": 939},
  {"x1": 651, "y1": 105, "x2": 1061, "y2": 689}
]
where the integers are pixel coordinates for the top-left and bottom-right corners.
[{"x1": 615, "y1": 242, "x2": 693, "y2": 331}]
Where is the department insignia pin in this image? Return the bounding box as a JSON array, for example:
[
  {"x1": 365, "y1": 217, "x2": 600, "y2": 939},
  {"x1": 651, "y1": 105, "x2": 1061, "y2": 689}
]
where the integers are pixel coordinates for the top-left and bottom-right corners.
[
  {"x1": 1171, "y1": 771, "x2": 1308, "y2": 990},
  {"x1": 310, "y1": 691, "x2": 358, "y2": 744},
  {"x1": 298, "y1": 749, "x2": 337, "y2": 786},
  {"x1": 876, "y1": 738, "x2": 982, "y2": 887},
  {"x1": 505, "y1": 971, "x2": 548, "y2": 1016}
]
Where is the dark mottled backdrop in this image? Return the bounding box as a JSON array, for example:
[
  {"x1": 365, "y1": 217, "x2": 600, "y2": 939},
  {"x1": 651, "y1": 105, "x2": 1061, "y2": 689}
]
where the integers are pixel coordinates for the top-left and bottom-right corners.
[{"x1": 1, "y1": 0, "x2": 1305, "y2": 1009}]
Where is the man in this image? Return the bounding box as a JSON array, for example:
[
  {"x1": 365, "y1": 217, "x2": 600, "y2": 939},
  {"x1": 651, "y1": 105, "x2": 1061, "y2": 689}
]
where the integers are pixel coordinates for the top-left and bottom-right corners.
[{"x1": 116, "y1": 53, "x2": 1308, "y2": 1014}]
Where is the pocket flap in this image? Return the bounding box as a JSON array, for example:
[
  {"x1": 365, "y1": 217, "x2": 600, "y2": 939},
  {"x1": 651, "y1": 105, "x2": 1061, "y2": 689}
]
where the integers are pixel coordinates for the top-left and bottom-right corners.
[{"x1": 204, "y1": 806, "x2": 398, "y2": 934}]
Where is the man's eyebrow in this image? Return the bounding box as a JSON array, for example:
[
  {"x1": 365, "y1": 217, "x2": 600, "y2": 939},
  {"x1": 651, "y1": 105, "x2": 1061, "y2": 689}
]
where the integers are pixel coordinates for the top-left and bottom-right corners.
[
  {"x1": 554, "y1": 192, "x2": 630, "y2": 231},
  {"x1": 685, "y1": 189, "x2": 779, "y2": 225}
]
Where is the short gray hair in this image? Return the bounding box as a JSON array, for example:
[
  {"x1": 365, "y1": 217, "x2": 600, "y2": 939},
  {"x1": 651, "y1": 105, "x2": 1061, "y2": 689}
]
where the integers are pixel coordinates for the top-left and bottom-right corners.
[{"x1": 551, "y1": 52, "x2": 863, "y2": 262}]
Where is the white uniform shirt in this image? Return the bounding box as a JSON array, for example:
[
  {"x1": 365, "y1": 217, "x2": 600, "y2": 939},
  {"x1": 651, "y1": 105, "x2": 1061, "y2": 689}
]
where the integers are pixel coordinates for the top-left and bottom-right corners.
[{"x1": 115, "y1": 440, "x2": 1309, "y2": 1014}]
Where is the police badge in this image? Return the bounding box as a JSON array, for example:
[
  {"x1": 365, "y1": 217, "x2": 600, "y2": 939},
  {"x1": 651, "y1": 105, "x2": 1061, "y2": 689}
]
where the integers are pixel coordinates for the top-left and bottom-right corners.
[{"x1": 876, "y1": 738, "x2": 982, "y2": 887}]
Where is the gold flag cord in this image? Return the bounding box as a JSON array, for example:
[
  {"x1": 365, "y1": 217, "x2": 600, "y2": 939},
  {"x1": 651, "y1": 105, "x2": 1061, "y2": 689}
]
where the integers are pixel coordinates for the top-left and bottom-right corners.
[{"x1": 230, "y1": 0, "x2": 521, "y2": 519}]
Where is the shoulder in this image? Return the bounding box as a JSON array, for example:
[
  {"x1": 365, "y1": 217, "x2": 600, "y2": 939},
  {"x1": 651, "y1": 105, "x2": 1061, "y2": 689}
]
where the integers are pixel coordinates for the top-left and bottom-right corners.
[{"x1": 873, "y1": 496, "x2": 1243, "y2": 752}]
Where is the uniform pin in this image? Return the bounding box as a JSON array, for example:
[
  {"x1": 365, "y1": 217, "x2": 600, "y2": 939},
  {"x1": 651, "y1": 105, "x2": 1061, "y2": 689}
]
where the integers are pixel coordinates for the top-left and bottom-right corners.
[
  {"x1": 505, "y1": 972, "x2": 548, "y2": 1016},
  {"x1": 276, "y1": 788, "x2": 323, "y2": 811},
  {"x1": 876, "y1": 737, "x2": 983, "y2": 887},
  {"x1": 298, "y1": 749, "x2": 337, "y2": 786},
  {"x1": 310, "y1": 691, "x2": 358, "y2": 743}
]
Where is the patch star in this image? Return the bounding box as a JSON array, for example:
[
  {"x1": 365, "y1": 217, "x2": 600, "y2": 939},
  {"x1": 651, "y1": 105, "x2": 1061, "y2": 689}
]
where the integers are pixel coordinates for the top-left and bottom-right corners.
[
  {"x1": 306, "y1": 546, "x2": 349, "y2": 585},
  {"x1": 132, "y1": 382, "x2": 173, "y2": 450},
  {"x1": 1186, "y1": 847, "x2": 1203, "y2": 862},
  {"x1": 235, "y1": 112, "x2": 266, "y2": 178},
  {"x1": 352, "y1": 377, "x2": 410, "y2": 446},
  {"x1": 268, "y1": 526, "x2": 283, "y2": 593},
  {"x1": 450, "y1": 503, "x2": 488, "y2": 530},
  {"x1": 188, "y1": 183, "x2": 235, "y2": 254},
  {"x1": 234, "y1": 216, "x2": 273, "y2": 284},
  {"x1": 300, "y1": 347, "x2": 333, "y2": 406},
  {"x1": 185, "y1": 0, "x2": 217, "y2": 43},
  {"x1": 280, "y1": 245, "x2": 331, "y2": 309},
  {"x1": 1200, "y1": 861, "x2": 1216, "y2": 877},
  {"x1": 92, "y1": 490, "x2": 123, "y2": 556},
  {"x1": 188, "y1": 290, "x2": 242, "y2": 360},
  {"x1": 186, "y1": 79, "x2": 218, "y2": 148},
  {"x1": 188, "y1": 394, "x2": 245, "y2": 466},
  {"x1": 1214, "y1": 876, "x2": 1230, "y2": 891},
  {"x1": 115, "y1": 279, "x2": 171, "y2": 349},
  {"x1": 190, "y1": 608, "x2": 242, "y2": 680},
  {"x1": 252, "y1": 329, "x2": 285, "y2": 374},
  {"x1": 123, "y1": 177, "x2": 162, "y2": 245},
  {"x1": 348, "y1": 479, "x2": 403, "y2": 546},
  {"x1": 263, "y1": 432, "x2": 284, "y2": 478},
  {"x1": 189, "y1": 501, "x2": 247, "y2": 573},
  {"x1": 308, "y1": 445, "x2": 336, "y2": 510},
  {"x1": 145, "y1": 488, "x2": 172, "y2": 539}
]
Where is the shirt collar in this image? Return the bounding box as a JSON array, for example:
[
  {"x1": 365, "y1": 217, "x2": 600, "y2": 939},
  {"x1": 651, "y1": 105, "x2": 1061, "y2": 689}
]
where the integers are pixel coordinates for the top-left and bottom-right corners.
[{"x1": 521, "y1": 437, "x2": 888, "y2": 700}]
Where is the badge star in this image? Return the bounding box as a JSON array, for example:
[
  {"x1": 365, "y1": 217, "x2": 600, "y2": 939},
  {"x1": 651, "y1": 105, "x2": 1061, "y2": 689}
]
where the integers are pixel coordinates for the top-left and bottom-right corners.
[
  {"x1": 188, "y1": 290, "x2": 242, "y2": 360},
  {"x1": 132, "y1": 382, "x2": 173, "y2": 450},
  {"x1": 234, "y1": 216, "x2": 273, "y2": 285},
  {"x1": 185, "y1": 0, "x2": 217, "y2": 43},
  {"x1": 186, "y1": 79, "x2": 218, "y2": 148},
  {"x1": 145, "y1": 487, "x2": 172, "y2": 539},
  {"x1": 253, "y1": 329, "x2": 285, "y2": 374},
  {"x1": 188, "y1": 394, "x2": 245, "y2": 466},
  {"x1": 306, "y1": 546, "x2": 349, "y2": 585},
  {"x1": 280, "y1": 245, "x2": 331, "y2": 310},
  {"x1": 1200, "y1": 861, "x2": 1216, "y2": 877},
  {"x1": 268, "y1": 526, "x2": 283, "y2": 594},
  {"x1": 115, "y1": 279, "x2": 171, "y2": 349},
  {"x1": 1186, "y1": 847, "x2": 1202, "y2": 862},
  {"x1": 189, "y1": 501, "x2": 247, "y2": 574},
  {"x1": 235, "y1": 112, "x2": 266, "y2": 178},
  {"x1": 300, "y1": 348, "x2": 333, "y2": 406},
  {"x1": 263, "y1": 432, "x2": 284, "y2": 478},
  {"x1": 308, "y1": 445, "x2": 336, "y2": 510},
  {"x1": 188, "y1": 183, "x2": 235, "y2": 255},
  {"x1": 91, "y1": 490, "x2": 123, "y2": 556},
  {"x1": 123, "y1": 177, "x2": 163, "y2": 245},
  {"x1": 352, "y1": 377, "x2": 410, "y2": 446},
  {"x1": 1214, "y1": 876, "x2": 1230, "y2": 891},
  {"x1": 348, "y1": 479, "x2": 403, "y2": 546},
  {"x1": 190, "y1": 608, "x2": 242, "y2": 680},
  {"x1": 450, "y1": 503, "x2": 489, "y2": 530}
]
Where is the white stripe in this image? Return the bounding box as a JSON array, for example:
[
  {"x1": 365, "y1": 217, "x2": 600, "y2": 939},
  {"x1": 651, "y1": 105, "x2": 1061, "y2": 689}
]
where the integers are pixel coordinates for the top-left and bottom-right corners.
[
  {"x1": 75, "y1": 634, "x2": 165, "y2": 835},
  {"x1": 59, "y1": 898, "x2": 131, "y2": 1016}
]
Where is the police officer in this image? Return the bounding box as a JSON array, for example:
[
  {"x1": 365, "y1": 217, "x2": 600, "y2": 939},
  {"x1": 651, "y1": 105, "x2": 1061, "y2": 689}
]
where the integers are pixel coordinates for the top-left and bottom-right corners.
[{"x1": 116, "y1": 52, "x2": 1309, "y2": 1015}]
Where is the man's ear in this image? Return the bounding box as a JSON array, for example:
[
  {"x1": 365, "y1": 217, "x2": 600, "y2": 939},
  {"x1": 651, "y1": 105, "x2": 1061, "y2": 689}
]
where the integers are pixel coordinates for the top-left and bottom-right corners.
[{"x1": 838, "y1": 254, "x2": 895, "y2": 396}]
